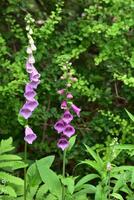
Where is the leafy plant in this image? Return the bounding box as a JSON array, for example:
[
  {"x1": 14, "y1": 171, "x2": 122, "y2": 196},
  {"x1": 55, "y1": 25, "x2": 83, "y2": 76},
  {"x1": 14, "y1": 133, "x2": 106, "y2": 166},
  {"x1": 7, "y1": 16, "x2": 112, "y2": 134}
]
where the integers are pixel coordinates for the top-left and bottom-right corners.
[
  {"x1": 0, "y1": 137, "x2": 25, "y2": 198},
  {"x1": 80, "y1": 141, "x2": 134, "y2": 200}
]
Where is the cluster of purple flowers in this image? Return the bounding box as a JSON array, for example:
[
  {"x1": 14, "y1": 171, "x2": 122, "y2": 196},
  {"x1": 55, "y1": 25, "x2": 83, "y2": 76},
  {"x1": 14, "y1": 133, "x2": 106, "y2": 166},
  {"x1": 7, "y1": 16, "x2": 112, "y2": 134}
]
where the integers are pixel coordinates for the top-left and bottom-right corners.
[
  {"x1": 19, "y1": 16, "x2": 40, "y2": 144},
  {"x1": 54, "y1": 65, "x2": 81, "y2": 151}
]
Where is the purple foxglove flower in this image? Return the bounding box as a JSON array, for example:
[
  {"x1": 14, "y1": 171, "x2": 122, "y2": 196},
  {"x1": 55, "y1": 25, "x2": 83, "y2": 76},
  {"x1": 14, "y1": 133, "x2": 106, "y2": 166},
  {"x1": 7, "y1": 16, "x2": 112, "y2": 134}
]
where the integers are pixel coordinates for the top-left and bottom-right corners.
[
  {"x1": 57, "y1": 137, "x2": 69, "y2": 151},
  {"x1": 26, "y1": 62, "x2": 34, "y2": 73},
  {"x1": 30, "y1": 80, "x2": 40, "y2": 89},
  {"x1": 67, "y1": 93, "x2": 73, "y2": 99},
  {"x1": 61, "y1": 101, "x2": 67, "y2": 110},
  {"x1": 28, "y1": 54, "x2": 35, "y2": 64},
  {"x1": 20, "y1": 106, "x2": 32, "y2": 119},
  {"x1": 30, "y1": 66, "x2": 40, "y2": 81},
  {"x1": 62, "y1": 110, "x2": 73, "y2": 124},
  {"x1": 54, "y1": 120, "x2": 66, "y2": 133},
  {"x1": 71, "y1": 104, "x2": 81, "y2": 117},
  {"x1": 25, "y1": 99, "x2": 39, "y2": 112},
  {"x1": 63, "y1": 124, "x2": 75, "y2": 138},
  {"x1": 57, "y1": 89, "x2": 65, "y2": 95},
  {"x1": 24, "y1": 83, "x2": 36, "y2": 100},
  {"x1": 24, "y1": 126, "x2": 37, "y2": 144}
]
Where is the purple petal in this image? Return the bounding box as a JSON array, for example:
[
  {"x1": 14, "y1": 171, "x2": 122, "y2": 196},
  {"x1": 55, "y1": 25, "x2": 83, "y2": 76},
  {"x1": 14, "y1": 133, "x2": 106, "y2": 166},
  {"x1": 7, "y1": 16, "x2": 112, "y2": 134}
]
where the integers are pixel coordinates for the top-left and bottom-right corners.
[
  {"x1": 30, "y1": 67, "x2": 40, "y2": 81},
  {"x1": 62, "y1": 110, "x2": 73, "y2": 124},
  {"x1": 19, "y1": 106, "x2": 32, "y2": 119},
  {"x1": 71, "y1": 104, "x2": 81, "y2": 117},
  {"x1": 25, "y1": 99, "x2": 39, "y2": 112},
  {"x1": 57, "y1": 89, "x2": 65, "y2": 95},
  {"x1": 24, "y1": 84, "x2": 36, "y2": 100},
  {"x1": 26, "y1": 62, "x2": 34, "y2": 74},
  {"x1": 54, "y1": 120, "x2": 66, "y2": 133},
  {"x1": 61, "y1": 101, "x2": 68, "y2": 110},
  {"x1": 63, "y1": 125, "x2": 75, "y2": 138},
  {"x1": 57, "y1": 137, "x2": 69, "y2": 151},
  {"x1": 30, "y1": 80, "x2": 40, "y2": 89},
  {"x1": 67, "y1": 93, "x2": 73, "y2": 99},
  {"x1": 28, "y1": 55, "x2": 35, "y2": 64},
  {"x1": 24, "y1": 126, "x2": 37, "y2": 144}
]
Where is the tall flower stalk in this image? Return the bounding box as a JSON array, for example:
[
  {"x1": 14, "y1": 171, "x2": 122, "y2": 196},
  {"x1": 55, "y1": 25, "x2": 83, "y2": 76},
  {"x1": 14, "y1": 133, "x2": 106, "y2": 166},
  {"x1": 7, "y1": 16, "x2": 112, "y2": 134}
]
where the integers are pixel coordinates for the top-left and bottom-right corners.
[
  {"x1": 54, "y1": 62, "x2": 81, "y2": 199},
  {"x1": 19, "y1": 14, "x2": 40, "y2": 200}
]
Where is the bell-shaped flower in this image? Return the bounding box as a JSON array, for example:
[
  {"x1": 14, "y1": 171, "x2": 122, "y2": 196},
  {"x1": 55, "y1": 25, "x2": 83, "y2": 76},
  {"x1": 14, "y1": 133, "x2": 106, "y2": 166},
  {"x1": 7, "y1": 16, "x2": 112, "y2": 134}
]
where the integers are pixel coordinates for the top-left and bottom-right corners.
[
  {"x1": 24, "y1": 126, "x2": 37, "y2": 144},
  {"x1": 24, "y1": 83, "x2": 36, "y2": 100},
  {"x1": 62, "y1": 110, "x2": 73, "y2": 124},
  {"x1": 57, "y1": 137, "x2": 69, "y2": 151},
  {"x1": 19, "y1": 105, "x2": 32, "y2": 119},
  {"x1": 30, "y1": 80, "x2": 40, "y2": 89},
  {"x1": 30, "y1": 66, "x2": 40, "y2": 81},
  {"x1": 26, "y1": 62, "x2": 34, "y2": 74},
  {"x1": 25, "y1": 99, "x2": 39, "y2": 112},
  {"x1": 28, "y1": 54, "x2": 35, "y2": 64},
  {"x1": 63, "y1": 124, "x2": 75, "y2": 138},
  {"x1": 54, "y1": 120, "x2": 66, "y2": 133},
  {"x1": 57, "y1": 89, "x2": 65, "y2": 95},
  {"x1": 71, "y1": 104, "x2": 81, "y2": 117},
  {"x1": 67, "y1": 93, "x2": 73, "y2": 99},
  {"x1": 61, "y1": 101, "x2": 67, "y2": 110}
]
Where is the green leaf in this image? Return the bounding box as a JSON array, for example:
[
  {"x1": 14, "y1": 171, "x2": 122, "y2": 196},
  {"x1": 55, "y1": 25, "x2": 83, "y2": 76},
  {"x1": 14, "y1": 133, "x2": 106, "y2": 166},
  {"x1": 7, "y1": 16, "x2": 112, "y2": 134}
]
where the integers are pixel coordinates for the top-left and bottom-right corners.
[
  {"x1": 110, "y1": 193, "x2": 123, "y2": 200},
  {"x1": 0, "y1": 161, "x2": 27, "y2": 170},
  {"x1": 0, "y1": 137, "x2": 14, "y2": 154},
  {"x1": 27, "y1": 162, "x2": 42, "y2": 187},
  {"x1": 67, "y1": 135, "x2": 77, "y2": 152},
  {"x1": 0, "y1": 154, "x2": 22, "y2": 161},
  {"x1": 62, "y1": 177, "x2": 74, "y2": 194},
  {"x1": 36, "y1": 184, "x2": 49, "y2": 200},
  {"x1": 0, "y1": 172, "x2": 24, "y2": 185},
  {"x1": 0, "y1": 184, "x2": 17, "y2": 197},
  {"x1": 75, "y1": 174, "x2": 100, "y2": 190},
  {"x1": 114, "y1": 144, "x2": 134, "y2": 150},
  {"x1": 84, "y1": 145, "x2": 103, "y2": 166},
  {"x1": 36, "y1": 156, "x2": 55, "y2": 169},
  {"x1": 74, "y1": 184, "x2": 96, "y2": 197},
  {"x1": 125, "y1": 109, "x2": 134, "y2": 122},
  {"x1": 36, "y1": 160, "x2": 62, "y2": 198}
]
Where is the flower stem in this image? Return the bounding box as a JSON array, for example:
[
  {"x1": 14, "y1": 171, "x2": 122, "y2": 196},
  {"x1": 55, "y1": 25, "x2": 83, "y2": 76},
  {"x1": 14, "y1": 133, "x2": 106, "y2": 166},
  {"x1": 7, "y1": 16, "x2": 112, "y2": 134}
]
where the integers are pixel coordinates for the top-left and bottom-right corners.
[
  {"x1": 24, "y1": 141, "x2": 27, "y2": 200},
  {"x1": 107, "y1": 171, "x2": 111, "y2": 200},
  {"x1": 62, "y1": 150, "x2": 66, "y2": 200}
]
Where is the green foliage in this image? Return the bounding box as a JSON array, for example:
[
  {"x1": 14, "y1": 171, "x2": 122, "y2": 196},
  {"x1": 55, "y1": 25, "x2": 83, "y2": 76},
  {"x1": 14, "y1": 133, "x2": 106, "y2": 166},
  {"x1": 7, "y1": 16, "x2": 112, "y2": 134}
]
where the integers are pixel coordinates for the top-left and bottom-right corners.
[
  {"x1": 81, "y1": 142, "x2": 134, "y2": 199},
  {"x1": 0, "y1": 138, "x2": 25, "y2": 198}
]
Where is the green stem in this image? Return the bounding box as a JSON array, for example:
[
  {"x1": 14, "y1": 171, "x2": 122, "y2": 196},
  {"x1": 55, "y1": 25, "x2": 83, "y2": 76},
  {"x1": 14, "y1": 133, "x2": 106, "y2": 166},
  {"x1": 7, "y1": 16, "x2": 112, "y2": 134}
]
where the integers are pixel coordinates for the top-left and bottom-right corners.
[
  {"x1": 62, "y1": 150, "x2": 66, "y2": 200},
  {"x1": 24, "y1": 141, "x2": 27, "y2": 200},
  {"x1": 107, "y1": 171, "x2": 111, "y2": 200}
]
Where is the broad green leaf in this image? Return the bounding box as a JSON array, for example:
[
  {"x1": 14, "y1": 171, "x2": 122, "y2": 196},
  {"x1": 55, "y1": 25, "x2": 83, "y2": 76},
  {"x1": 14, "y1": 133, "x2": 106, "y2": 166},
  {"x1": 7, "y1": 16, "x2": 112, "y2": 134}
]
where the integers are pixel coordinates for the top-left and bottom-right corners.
[
  {"x1": 27, "y1": 163, "x2": 42, "y2": 187},
  {"x1": 36, "y1": 161, "x2": 62, "y2": 198},
  {"x1": 36, "y1": 156, "x2": 55, "y2": 169},
  {"x1": 62, "y1": 177, "x2": 74, "y2": 194},
  {"x1": 74, "y1": 184, "x2": 96, "y2": 197},
  {"x1": 36, "y1": 184, "x2": 49, "y2": 200},
  {"x1": 112, "y1": 166, "x2": 134, "y2": 172},
  {"x1": 0, "y1": 161, "x2": 27, "y2": 170},
  {"x1": 110, "y1": 193, "x2": 123, "y2": 200}
]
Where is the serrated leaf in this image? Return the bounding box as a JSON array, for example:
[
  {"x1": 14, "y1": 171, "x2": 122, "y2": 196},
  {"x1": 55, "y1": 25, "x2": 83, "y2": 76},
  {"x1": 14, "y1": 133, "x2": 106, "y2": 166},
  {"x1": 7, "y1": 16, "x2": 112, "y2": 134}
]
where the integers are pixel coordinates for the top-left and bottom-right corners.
[
  {"x1": 0, "y1": 137, "x2": 14, "y2": 154},
  {"x1": 0, "y1": 184, "x2": 17, "y2": 197},
  {"x1": 0, "y1": 172, "x2": 24, "y2": 186},
  {"x1": 0, "y1": 154, "x2": 22, "y2": 161}
]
